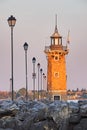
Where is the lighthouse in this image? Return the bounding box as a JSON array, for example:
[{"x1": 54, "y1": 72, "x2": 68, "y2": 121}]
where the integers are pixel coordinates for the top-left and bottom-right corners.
[{"x1": 44, "y1": 16, "x2": 69, "y2": 100}]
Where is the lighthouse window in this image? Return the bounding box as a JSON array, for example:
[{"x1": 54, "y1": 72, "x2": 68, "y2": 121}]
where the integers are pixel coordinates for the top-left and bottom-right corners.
[
  {"x1": 59, "y1": 39, "x2": 61, "y2": 45},
  {"x1": 51, "y1": 39, "x2": 55, "y2": 45},
  {"x1": 55, "y1": 38, "x2": 58, "y2": 45},
  {"x1": 54, "y1": 56, "x2": 59, "y2": 61},
  {"x1": 54, "y1": 72, "x2": 59, "y2": 78}
]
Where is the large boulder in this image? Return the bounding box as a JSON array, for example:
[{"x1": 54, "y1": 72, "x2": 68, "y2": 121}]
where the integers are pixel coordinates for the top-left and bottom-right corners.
[
  {"x1": 68, "y1": 101, "x2": 79, "y2": 114},
  {"x1": 80, "y1": 104, "x2": 87, "y2": 117},
  {"x1": 69, "y1": 113, "x2": 81, "y2": 124},
  {"x1": 29, "y1": 119, "x2": 58, "y2": 130}
]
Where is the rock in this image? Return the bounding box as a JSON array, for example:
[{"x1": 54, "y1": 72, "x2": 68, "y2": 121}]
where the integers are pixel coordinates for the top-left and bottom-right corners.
[
  {"x1": 59, "y1": 118, "x2": 69, "y2": 130},
  {"x1": 47, "y1": 101, "x2": 69, "y2": 128},
  {"x1": 20, "y1": 108, "x2": 47, "y2": 129},
  {"x1": 29, "y1": 119, "x2": 58, "y2": 130},
  {"x1": 0, "y1": 119, "x2": 4, "y2": 128},
  {"x1": 80, "y1": 104, "x2": 87, "y2": 117},
  {"x1": 0, "y1": 128, "x2": 13, "y2": 130},
  {"x1": 69, "y1": 113, "x2": 81, "y2": 124},
  {"x1": 68, "y1": 101, "x2": 79, "y2": 113},
  {"x1": 1, "y1": 99, "x2": 87, "y2": 130},
  {"x1": 73, "y1": 125, "x2": 82, "y2": 130},
  {"x1": 0, "y1": 110, "x2": 16, "y2": 118},
  {"x1": 0, "y1": 116, "x2": 22, "y2": 130},
  {"x1": 0, "y1": 100, "x2": 19, "y2": 118},
  {"x1": 78, "y1": 100, "x2": 87, "y2": 106},
  {"x1": 8, "y1": 104, "x2": 19, "y2": 111},
  {"x1": 73, "y1": 118, "x2": 87, "y2": 130},
  {"x1": 0, "y1": 100, "x2": 12, "y2": 109}
]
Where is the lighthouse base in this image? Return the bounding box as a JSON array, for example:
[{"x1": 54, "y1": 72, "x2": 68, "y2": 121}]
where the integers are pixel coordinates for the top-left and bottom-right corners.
[{"x1": 47, "y1": 90, "x2": 67, "y2": 101}]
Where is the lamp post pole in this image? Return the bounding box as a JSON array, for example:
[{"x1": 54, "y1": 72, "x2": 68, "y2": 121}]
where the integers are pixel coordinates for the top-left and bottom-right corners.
[
  {"x1": 32, "y1": 57, "x2": 36, "y2": 100},
  {"x1": 23, "y1": 42, "x2": 28, "y2": 101},
  {"x1": 37, "y1": 63, "x2": 40, "y2": 100},
  {"x1": 43, "y1": 73, "x2": 45, "y2": 91},
  {"x1": 44, "y1": 76, "x2": 47, "y2": 91},
  {"x1": 40, "y1": 68, "x2": 43, "y2": 100},
  {"x1": 7, "y1": 15, "x2": 16, "y2": 101},
  {"x1": 43, "y1": 74, "x2": 46, "y2": 98}
]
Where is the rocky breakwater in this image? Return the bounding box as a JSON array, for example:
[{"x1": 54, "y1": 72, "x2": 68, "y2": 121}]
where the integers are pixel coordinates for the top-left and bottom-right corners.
[
  {"x1": 0, "y1": 99, "x2": 87, "y2": 130},
  {"x1": 68, "y1": 100, "x2": 87, "y2": 130},
  {"x1": 0, "y1": 99, "x2": 69, "y2": 130}
]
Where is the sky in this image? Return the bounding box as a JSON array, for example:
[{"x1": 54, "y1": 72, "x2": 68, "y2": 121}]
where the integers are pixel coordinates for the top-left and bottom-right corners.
[{"x1": 0, "y1": 0, "x2": 87, "y2": 91}]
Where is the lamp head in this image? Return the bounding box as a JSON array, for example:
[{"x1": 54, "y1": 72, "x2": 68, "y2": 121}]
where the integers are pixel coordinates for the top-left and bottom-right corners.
[
  {"x1": 37, "y1": 63, "x2": 40, "y2": 68},
  {"x1": 8, "y1": 15, "x2": 16, "y2": 27},
  {"x1": 23, "y1": 42, "x2": 28, "y2": 51},
  {"x1": 32, "y1": 57, "x2": 36, "y2": 63},
  {"x1": 40, "y1": 68, "x2": 43, "y2": 73}
]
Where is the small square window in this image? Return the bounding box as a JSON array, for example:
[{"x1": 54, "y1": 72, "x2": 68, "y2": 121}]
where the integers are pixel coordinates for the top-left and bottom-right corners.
[{"x1": 54, "y1": 96, "x2": 60, "y2": 100}]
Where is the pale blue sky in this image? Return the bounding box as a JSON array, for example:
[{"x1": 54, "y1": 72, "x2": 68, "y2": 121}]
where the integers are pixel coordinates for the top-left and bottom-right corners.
[{"x1": 0, "y1": 0, "x2": 87, "y2": 91}]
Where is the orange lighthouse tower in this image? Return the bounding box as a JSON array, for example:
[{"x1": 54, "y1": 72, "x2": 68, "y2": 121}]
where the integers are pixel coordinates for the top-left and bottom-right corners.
[{"x1": 44, "y1": 16, "x2": 69, "y2": 100}]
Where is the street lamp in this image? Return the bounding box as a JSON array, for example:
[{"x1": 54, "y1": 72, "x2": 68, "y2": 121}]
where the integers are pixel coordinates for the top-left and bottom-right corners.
[
  {"x1": 32, "y1": 57, "x2": 36, "y2": 100},
  {"x1": 40, "y1": 68, "x2": 43, "y2": 100},
  {"x1": 23, "y1": 42, "x2": 28, "y2": 101},
  {"x1": 43, "y1": 73, "x2": 47, "y2": 90},
  {"x1": 43, "y1": 74, "x2": 47, "y2": 99},
  {"x1": 7, "y1": 15, "x2": 16, "y2": 101},
  {"x1": 9, "y1": 78, "x2": 12, "y2": 98},
  {"x1": 43, "y1": 73, "x2": 45, "y2": 91},
  {"x1": 37, "y1": 63, "x2": 40, "y2": 100},
  {"x1": 44, "y1": 76, "x2": 47, "y2": 91}
]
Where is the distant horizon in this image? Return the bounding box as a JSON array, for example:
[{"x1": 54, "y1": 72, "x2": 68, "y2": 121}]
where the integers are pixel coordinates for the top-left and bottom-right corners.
[{"x1": 0, "y1": 87, "x2": 86, "y2": 92}]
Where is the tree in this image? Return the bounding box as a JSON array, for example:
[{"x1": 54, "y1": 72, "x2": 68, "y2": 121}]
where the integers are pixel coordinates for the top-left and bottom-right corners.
[{"x1": 17, "y1": 88, "x2": 26, "y2": 97}]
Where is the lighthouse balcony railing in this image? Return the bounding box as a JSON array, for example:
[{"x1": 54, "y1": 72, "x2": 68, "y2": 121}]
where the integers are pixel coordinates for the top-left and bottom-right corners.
[
  {"x1": 44, "y1": 45, "x2": 68, "y2": 53},
  {"x1": 44, "y1": 46, "x2": 50, "y2": 52}
]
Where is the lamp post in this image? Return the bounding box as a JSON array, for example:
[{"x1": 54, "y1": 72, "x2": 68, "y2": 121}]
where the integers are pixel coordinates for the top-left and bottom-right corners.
[
  {"x1": 43, "y1": 74, "x2": 47, "y2": 90},
  {"x1": 7, "y1": 15, "x2": 16, "y2": 101},
  {"x1": 43, "y1": 73, "x2": 45, "y2": 91},
  {"x1": 43, "y1": 74, "x2": 46, "y2": 98},
  {"x1": 40, "y1": 68, "x2": 43, "y2": 100},
  {"x1": 44, "y1": 76, "x2": 47, "y2": 91},
  {"x1": 37, "y1": 63, "x2": 40, "y2": 100},
  {"x1": 32, "y1": 57, "x2": 36, "y2": 100},
  {"x1": 9, "y1": 78, "x2": 12, "y2": 98},
  {"x1": 23, "y1": 42, "x2": 28, "y2": 101}
]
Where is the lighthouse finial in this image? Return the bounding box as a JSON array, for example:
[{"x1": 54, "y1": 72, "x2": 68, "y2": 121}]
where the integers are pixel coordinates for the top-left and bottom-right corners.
[{"x1": 55, "y1": 14, "x2": 58, "y2": 33}]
